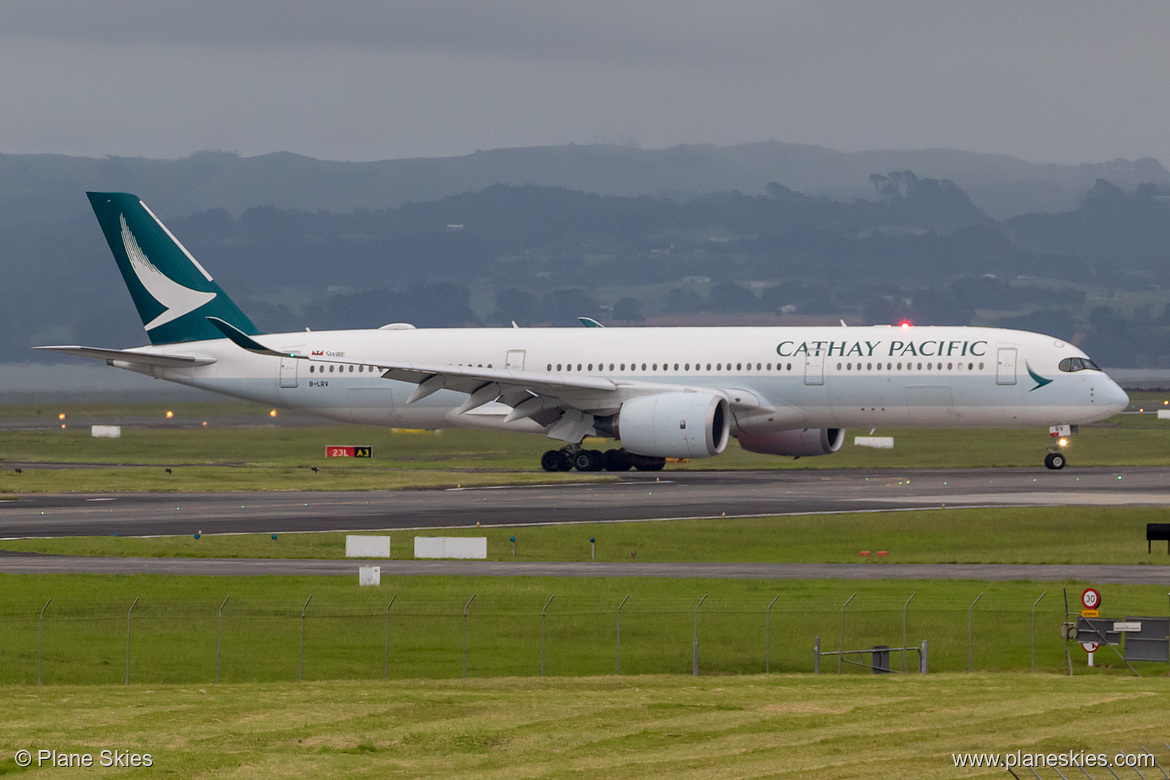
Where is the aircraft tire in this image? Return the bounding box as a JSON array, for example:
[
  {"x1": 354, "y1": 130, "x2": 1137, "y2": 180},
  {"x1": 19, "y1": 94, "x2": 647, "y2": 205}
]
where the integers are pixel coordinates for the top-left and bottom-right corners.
[
  {"x1": 631, "y1": 455, "x2": 666, "y2": 472},
  {"x1": 602, "y1": 449, "x2": 632, "y2": 471},
  {"x1": 1044, "y1": 452, "x2": 1066, "y2": 470},
  {"x1": 573, "y1": 449, "x2": 605, "y2": 472},
  {"x1": 541, "y1": 450, "x2": 564, "y2": 472}
]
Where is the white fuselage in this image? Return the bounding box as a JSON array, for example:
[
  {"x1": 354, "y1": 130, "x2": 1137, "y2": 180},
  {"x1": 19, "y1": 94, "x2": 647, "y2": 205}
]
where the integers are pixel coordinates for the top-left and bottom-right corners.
[{"x1": 119, "y1": 324, "x2": 1129, "y2": 441}]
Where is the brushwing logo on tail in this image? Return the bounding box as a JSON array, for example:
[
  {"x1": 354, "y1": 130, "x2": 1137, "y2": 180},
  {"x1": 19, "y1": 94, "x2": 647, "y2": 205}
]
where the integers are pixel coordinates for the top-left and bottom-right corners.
[{"x1": 120, "y1": 214, "x2": 216, "y2": 330}]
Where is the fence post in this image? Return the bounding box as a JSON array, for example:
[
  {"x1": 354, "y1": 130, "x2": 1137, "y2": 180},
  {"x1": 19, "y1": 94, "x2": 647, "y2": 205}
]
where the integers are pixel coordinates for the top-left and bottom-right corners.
[
  {"x1": 838, "y1": 593, "x2": 856, "y2": 673},
  {"x1": 814, "y1": 636, "x2": 820, "y2": 674},
  {"x1": 299, "y1": 596, "x2": 312, "y2": 682},
  {"x1": 1031, "y1": 591, "x2": 1047, "y2": 672},
  {"x1": 38, "y1": 598, "x2": 51, "y2": 686},
  {"x1": 968, "y1": 592, "x2": 983, "y2": 672},
  {"x1": 125, "y1": 596, "x2": 139, "y2": 686},
  {"x1": 541, "y1": 595, "x2": 555, "y2": 677},
  {"x1": 463, "y1": 594, "x2": 476, "y2": 679},
  {"x1": 692, "y1": 594, "x2": 707, "y2": 676},
  {"x1": 216, "y1": 596, "x2": 229, "y2": 684},
  {"x1": 616, "y1": 595, "x2": 629, "y2": 675},
  {"x1": 920, "y1": 640, "x2": 928, "y2": 674},
  {"x1": 384, "y1": 595, "x2": 396, "y2": 680},
  {"x1": 902, "y1": 591, "x2": 916, "y2": 672},
  {"x1": 766, "y1": 593, "x2": 780, "y2": 673}
]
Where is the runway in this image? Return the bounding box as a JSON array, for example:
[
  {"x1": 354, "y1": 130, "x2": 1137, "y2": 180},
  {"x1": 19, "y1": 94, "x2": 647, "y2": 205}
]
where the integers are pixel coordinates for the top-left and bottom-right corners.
[
  {"x1": 3, "y1": 466, "x2": 1169, "y2": 581},
  {"x1": 2, "y1": 466, "x2": 1169, "y2": 540}
]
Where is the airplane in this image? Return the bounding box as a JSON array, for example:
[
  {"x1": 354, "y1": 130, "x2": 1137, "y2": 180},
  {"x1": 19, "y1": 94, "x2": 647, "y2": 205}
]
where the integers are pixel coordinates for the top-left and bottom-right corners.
[{"x1": 40, "y1": 192, "x2": 1130, "y2": 472}]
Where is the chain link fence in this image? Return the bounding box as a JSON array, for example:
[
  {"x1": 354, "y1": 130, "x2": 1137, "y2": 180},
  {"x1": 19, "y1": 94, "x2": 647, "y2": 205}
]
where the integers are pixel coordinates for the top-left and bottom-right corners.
[{"x1": 0, "y1": 590, "x2": 1150, "y2": 685}]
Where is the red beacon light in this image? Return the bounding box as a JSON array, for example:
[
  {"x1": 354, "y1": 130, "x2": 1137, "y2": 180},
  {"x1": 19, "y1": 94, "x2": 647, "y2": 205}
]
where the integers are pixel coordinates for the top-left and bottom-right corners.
[{"x1": 899, "y1": 320, "x2": 912, "y2": 329}]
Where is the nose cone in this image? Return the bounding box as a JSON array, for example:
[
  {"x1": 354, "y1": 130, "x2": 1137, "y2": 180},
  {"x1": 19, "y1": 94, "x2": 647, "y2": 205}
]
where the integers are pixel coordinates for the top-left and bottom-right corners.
[{"x1": 1101, "y1": 376, "x2": 1129, "y2": 415}]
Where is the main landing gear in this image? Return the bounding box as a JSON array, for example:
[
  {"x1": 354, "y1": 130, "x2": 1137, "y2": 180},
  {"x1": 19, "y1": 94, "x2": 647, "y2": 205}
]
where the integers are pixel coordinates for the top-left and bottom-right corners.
[{"x1": 540, "y1": 447, "x2": 665, "y2": 473}]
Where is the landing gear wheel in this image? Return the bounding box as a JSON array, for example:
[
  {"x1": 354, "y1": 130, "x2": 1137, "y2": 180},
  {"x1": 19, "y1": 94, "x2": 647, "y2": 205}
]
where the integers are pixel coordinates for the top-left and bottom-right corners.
[
  {"x1": 602, "y1": 449, "x2": 632, "y2": 472},
  {"x1": 541, "y1": 450, "x2": 563, "y2": 472},
  {"x1": 573, "y1": 449, "x2": 605, "y2": 472},
  {"x1": 1044, "y1": 451, "x2": 1066, "y2": 470},
  {"x1": 631, "y1": 455, "x2": 666, "y2": 472}
]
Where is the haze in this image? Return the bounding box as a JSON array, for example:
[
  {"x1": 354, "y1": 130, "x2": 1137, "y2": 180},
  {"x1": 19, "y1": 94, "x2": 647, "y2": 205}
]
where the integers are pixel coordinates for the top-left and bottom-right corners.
[{"x1": 2, "y1": 1, "x2": 1169, "y2": 165}]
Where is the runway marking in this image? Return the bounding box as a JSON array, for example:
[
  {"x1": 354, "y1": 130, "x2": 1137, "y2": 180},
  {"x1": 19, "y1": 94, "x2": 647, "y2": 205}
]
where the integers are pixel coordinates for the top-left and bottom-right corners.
[
  {"x1": 446, "y1": 480, "x2": 674, "y2": 491},
  {"x1": 875, "y1": 491, "x2": 1170, "y2": 506}
]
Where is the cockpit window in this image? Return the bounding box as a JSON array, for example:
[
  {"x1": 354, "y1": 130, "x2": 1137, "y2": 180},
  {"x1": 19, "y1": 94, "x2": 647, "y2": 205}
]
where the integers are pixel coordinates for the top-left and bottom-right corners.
[{"x1": 1059, "y1": 357, "x2": 1100, "y2": 372}]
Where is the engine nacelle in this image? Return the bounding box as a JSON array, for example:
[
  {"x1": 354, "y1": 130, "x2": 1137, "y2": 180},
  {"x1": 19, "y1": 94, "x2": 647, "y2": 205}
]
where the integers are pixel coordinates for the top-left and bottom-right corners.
[
  {"x1": 617, "y1": 392, "x2": 730, "y2": 459},
  {"x1": 736, "y1": 427, "x2": 845, "y2": 457}
]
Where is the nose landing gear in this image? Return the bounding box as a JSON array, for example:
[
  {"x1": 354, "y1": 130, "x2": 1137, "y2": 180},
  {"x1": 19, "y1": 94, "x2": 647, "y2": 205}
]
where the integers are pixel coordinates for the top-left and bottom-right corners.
[{"x1": 1044, "y1": 424, "x2": 1076, "y2": 470}]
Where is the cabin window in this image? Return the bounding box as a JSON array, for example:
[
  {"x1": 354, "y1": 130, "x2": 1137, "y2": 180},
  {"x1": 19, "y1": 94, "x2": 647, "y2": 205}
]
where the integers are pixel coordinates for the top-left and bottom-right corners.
[
  {"x1": 736, "y1": 363, "x2": 742, "y2": 371},
  {"x1": 641, "y1": 363, "x2": 647, "y2": 371},
  {"x1": 609, "y1": 363, "x2": 614, "y2": 371},
  {"x1": 866, "y1": 363, "x2": 872, "y2": 370}
]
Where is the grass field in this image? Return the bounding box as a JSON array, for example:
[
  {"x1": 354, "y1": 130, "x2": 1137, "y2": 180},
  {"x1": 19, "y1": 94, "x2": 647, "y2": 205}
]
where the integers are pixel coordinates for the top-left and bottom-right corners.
[
  {"x1": 1, "y1": 574, "x2": 1167, "y2": 685},
  {"x1": 0, "y1": 397, "x2": 1167, "y2": 494},
  {"x1": 5, "y1": 506, "x2": 1170, "y2": 566},
  {"x1": 1, "y1": 674, "x2": 1169, "y2": 778}
]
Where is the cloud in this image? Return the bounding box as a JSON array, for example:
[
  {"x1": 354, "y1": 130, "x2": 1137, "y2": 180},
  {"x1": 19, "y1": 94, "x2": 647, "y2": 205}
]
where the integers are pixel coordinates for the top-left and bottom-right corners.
[{"x1": 1, "y1": 1, "x2": 1169, "y2": 164}]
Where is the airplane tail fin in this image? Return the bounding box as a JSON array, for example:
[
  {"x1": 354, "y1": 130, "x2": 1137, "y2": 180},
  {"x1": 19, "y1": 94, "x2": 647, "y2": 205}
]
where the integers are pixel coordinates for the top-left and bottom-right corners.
[{"x1": 86, "y1": 192, "x2": 261, "y2": 345}]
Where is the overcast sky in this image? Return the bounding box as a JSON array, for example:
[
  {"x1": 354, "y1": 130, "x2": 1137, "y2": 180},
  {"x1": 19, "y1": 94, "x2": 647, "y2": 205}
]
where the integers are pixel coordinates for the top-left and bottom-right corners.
[{"x1": 2, "y1": 1, "x2": 1169, "y2": 165}]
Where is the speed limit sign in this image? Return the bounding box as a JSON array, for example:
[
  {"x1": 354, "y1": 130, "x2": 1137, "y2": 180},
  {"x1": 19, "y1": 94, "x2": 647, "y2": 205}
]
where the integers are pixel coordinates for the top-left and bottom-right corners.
[{"x1": 1081, "y1": 588, "x2": 1101, "y2": 611}]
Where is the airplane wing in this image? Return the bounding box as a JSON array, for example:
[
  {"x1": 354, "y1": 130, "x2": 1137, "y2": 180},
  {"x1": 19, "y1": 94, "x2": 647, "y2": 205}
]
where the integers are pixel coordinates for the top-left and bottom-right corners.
[
  {"x1": 206, "y1": 317, "x2": 760, "y2": 441},
  {"x1": 35, "y1": 345, "x2": 217, "y2": 368}
]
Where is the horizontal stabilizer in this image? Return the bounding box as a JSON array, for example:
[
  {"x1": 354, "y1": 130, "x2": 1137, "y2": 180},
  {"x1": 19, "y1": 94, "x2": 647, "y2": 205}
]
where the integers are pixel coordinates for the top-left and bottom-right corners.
[{"x1": 35, "y1": 345, "x2": 216, "y2": 368}]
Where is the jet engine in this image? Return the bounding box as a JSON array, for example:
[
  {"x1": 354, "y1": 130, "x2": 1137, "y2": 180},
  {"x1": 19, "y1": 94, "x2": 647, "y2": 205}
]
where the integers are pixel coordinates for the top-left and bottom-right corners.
[
  {"x1": 736, "y1": 427, "x2": 845, "y2": 457},
  {"x1": 616, "y1": 392, "x2": 730, "y2": 459}
]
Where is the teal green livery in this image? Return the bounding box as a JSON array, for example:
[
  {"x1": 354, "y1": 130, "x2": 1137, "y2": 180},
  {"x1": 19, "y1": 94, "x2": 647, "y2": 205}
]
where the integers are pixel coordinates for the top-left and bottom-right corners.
[{"x1": 86, "y1": 192, "x2": 260, "y2": 345}]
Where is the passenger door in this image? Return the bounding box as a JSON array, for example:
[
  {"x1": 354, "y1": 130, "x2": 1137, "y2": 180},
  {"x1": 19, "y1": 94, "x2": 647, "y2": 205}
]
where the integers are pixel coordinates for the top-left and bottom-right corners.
[{"x1": 996, "y1": 347, "x2": 1017, "y2": 385}]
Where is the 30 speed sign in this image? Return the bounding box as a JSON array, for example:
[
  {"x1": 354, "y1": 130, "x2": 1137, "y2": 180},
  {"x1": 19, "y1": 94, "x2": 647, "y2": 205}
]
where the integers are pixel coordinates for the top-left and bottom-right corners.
[{"x1": 1081, "y1": 588, "x2": 1101, "y2": 611}]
